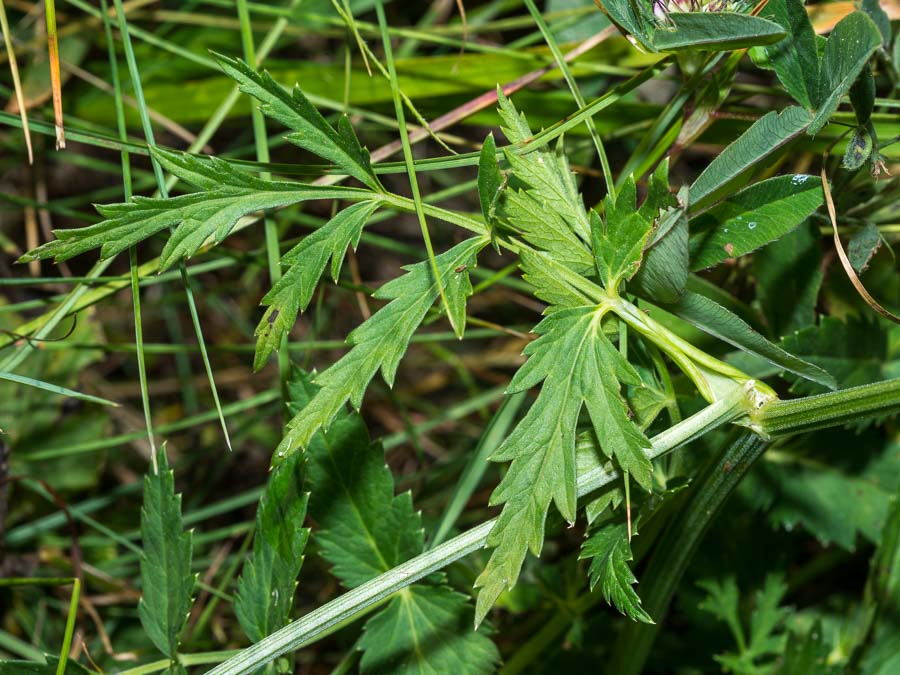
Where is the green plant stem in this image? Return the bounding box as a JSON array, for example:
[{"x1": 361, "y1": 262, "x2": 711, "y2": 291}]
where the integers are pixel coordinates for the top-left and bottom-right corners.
[
  {"x1": 754, "y1": 378, "x2": 900, "y2": 436},
  {"x1": 607, "y1": 431, "x2": 770, "y2": 675},
  {"x1": 236, "y1": 0, "x2": 289, "y2": 404},
  {"x1": 112, "y1": 0, "x2": 232, "y2": 452},
  {"x1": 206, "y1": 385, "x2": 753, "y2": 675}
]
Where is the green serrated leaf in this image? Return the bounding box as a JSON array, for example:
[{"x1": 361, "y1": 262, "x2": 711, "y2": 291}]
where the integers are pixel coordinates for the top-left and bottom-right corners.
[
  {"x1": 519, "y1": 248, "x2": 600, "y2": 309},
  {"x1": 138, "y1": 450, "x2": 194, "y2": 659},
  {"x1": 234, "y1": 445, "x2": 309, "y2": 642},
  {"x1": 475, "y1": 306, "x2": 651, "y2": 623},
  {"x1": 743, "y1": 427, "x2": 900, "y2": 550},
  {"x1": 664, "y1": 290, "x2": 836, "y2": 389},
  {"x1": 274, "y1": 237, "x2": 487, "y2": 460},
  {"x1": 254, "y1": 201, "x2": 381, "y2": 369},
  {"x1": 761, "y1": 0, "x2": 819, "y2": 109},
  {"x1": 842, "y1": 127, "x2": 875, "y2": 172},
  {"x1": 809, "y1": 12, "x2": 882, "y2": 135},
  {"x1": 579, "y1": 521, "x2": 653, "y2": 623},
  {"x1": 18, "y1": 148, "x2": 369, "y2": 269},
  {"x1": 633, "y1": 165, "x2": 688, "y2": 304},
  {"x1": 690, "y1": 174, "x2": 823, "y2": 271},
  {"x1": 592, "y1": 177, "x2": 654, "y2": 291},
  {"x1": 213, "y1": 53, "x2": 382, "y2": 190},
  {"x1": 299, "y1": 371, "x2": 499, "y2": 673},
  {"x1": 496, "y1": 91, "x2": 592, "y2": 244},
  {"x1": 689, "y1": 107, "x2": 812, "y2": 205},
  {"x1": 306, "y1": 411, "x2": 423, "y2": 586}
]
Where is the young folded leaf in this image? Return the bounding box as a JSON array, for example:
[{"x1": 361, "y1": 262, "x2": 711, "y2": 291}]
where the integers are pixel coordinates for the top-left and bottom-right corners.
[
  {"x1": 592, "y1": 177, "x2": 654, "y2": 292},
  {"x1": 275, "y1": 237, "x2": 488, "y2": 461},
  {"x1": 234, "y1": 448, "x2": 308, "y2": 642},
  {"x1": 18, "y1": 148, "x2": 369, "y2": 269},
  {"x1": 139, "y1": 449, "x2": 195, "y2": 663},
  {"x1": 475, "y1": 306, "x2": 652, "y2": 624},
  {"x1": 295, "y1": 369, "x2": 499, "y2": 674},
  {"x1": 213, "y1": 53, "x2": 383, "y2": 191},
  {"x1": 254, "y1": 200, "x2": 381, "y2": 369}
]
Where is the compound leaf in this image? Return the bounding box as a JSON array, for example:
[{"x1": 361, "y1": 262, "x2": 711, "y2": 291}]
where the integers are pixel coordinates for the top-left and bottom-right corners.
[
  {"x1": 254, "y1": 200, "x2": 381, "y2": 369},
  {"x1": 138, "y1": 450, "x2": 194, "y2": 659},
  {"x1": 275, "y1": 237, "x2": 487, "y2": 461},
  {"x1": 19, "y1": 148, "x2": 369, "y2": 269},
  {"x1": 475, "y1": 306, "x2": 651, "y2": 623}
]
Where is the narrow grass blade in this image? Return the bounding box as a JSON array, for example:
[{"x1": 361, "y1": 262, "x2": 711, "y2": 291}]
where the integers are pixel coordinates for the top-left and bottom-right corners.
[
  {"x1": 0, "y1": 0, "x2": 33, "y2": 163},
  {"x1": 0, "y1": 371, "x2": 117, "y2": 407}
]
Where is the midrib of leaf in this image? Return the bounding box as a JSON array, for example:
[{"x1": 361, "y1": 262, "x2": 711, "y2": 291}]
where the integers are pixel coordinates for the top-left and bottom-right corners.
[{"x1": 320, "y1": 430, "x2": 393, "y2": 576}]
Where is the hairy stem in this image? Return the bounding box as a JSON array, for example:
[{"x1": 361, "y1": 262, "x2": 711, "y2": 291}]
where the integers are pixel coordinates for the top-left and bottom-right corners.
[{"x1": 754, "y1": 377, "x2": 900, "y2": 437}]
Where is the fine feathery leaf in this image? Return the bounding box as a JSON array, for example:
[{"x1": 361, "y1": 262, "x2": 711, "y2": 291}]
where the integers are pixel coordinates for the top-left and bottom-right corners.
[
  {"x1": 698, "y1": 574, "x2": 790, "y2": 671},
  {"x1": 274, "y1": 237, "x2": 488, "y2": 461},
  {"x1": 474, "y1": 306, "x2": 652, "y2": 624},
  {"x1": 233, "y1": 448, "x2": 309, "y2": 643},
  {"x1": 212, "y1": 53, "x2": 382, "y2": 190},
  {"x1": 579, "y1": 521, "x2": 653, "y2": 624},
  {"x1": 138, "y1": 449, "x2": 194, "y2": 660},
  {"x1": 297, "y1": 370, "x2": 499, "y2": 675},
  {"x1": 254, "y1": 200, "x2": 381, "y2": 369},
  {"x1": 18, "y1": 148, "x2": 372, "y2": 269}
]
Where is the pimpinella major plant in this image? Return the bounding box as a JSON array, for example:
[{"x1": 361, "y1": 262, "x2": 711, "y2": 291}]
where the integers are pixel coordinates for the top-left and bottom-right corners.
[{"x1": 3, "y1": 0, "x2": 900, "y2": 673}]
